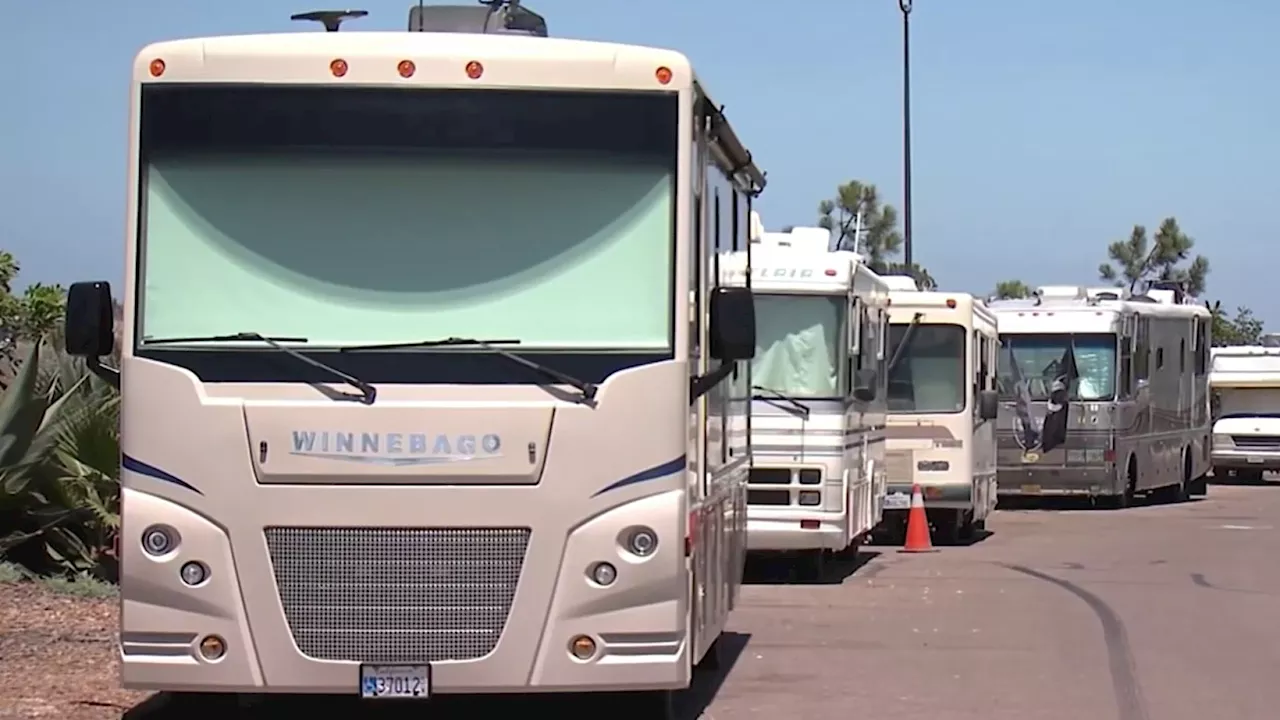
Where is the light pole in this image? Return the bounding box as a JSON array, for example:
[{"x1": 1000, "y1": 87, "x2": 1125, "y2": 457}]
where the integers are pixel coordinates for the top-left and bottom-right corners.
[{"x1": 898, "y1": 0, "x2": 914, "y2": 267}]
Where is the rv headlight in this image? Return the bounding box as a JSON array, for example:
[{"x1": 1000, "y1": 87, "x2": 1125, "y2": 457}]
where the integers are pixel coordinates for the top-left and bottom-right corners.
[
  {"x1": 1213, "y1": 434, "x2": 1232, "y2": 446},
  {"x1": 589, "y1": 562, "x2": 617, "y2": 587},
  {"x1": 180, "y1": 561, "x2": 209, "y2": 587},
  {"x1": 141, "y1": 526, "x2": 176, "y2": 556},
  {"x1": 625, "y1": 527, "x2": 658, "y2": 557}
]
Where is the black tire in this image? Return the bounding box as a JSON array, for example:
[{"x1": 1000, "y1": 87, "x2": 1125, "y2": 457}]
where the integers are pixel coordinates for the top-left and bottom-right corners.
[
  {"x1": 1157, "y1": 452, "x2": 1191, "y2": 503},
  {"x1": 1101, "y1": 459, "x2": 1137, "y2": 509},
  {"x1": 933, "y1": 511, "x2": 962, "y2": 546}
]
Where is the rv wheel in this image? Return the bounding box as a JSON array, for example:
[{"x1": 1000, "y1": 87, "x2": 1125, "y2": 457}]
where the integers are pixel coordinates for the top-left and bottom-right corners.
[{"x1": 933, "y1": 511, "x2": 963, "y2": 545}]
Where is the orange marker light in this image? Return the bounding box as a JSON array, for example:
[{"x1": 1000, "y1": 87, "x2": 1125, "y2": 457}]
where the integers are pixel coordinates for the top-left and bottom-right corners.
[
  {"x1": 330, "y1": 59, "x2": 348, "y2": 77},
  {"x1": 149, "y1": 59, "x2": 166, "y2": 78},
  {"x1": 946, "y1": 298, "x2": 957, "y2": 308},
  {"x1": 824, "y1": 269, "x2": 837, "y2": 276},
  {"x1": 465, "y1": 60, "x2": 484, "y2": 79},
  {"x1": 655, "y1": 66, "x2": 672, "y2": 85},
  {"x1": 397, "y1": 60, "x2": 416, "y2": 78}
]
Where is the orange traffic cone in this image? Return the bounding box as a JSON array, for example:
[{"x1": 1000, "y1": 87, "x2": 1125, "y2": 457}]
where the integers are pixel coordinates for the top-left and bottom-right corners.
[{"x1": 900, "y1": 483, "x2": 937, "y2": 553}]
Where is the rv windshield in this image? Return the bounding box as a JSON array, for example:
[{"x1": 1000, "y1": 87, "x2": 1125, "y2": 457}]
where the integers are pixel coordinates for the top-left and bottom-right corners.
[
  {"x1": 135, "y1": 85, "x2": 676, "y2": 352},
  {"x1": 998, "y1": 333, "x2": 1117, "y2": 401},
  {"x1": 751, "y1": 294, "x2": 847, "y2": 398},
  {"x1": 886, "y1": 323, "x2": 966, "y2": 413}
]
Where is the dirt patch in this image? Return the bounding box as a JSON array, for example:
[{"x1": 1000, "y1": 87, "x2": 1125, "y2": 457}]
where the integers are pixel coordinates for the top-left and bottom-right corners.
[{"x1": 0, "y1": 580, "x2": 150, "y2": 719}]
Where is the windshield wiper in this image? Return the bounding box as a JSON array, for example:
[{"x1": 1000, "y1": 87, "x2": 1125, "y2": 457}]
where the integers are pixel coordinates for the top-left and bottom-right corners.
[
  {"x1": 341, "y1": 337, "x2": 598, "y2": 404},
  {"x1": 752, "y1": 385, "x2": 811, "y2": 420},
  {"x1": 887, "y1": 312, "x2": 924, "y2": 373},
  {"x1": 142, "y1": 332, "x2": 377, "y2": 405}
]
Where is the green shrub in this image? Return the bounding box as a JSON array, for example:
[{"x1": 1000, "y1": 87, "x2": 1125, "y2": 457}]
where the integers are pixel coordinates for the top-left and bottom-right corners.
[{"x1": 0, "y1": 337, "x2": 120, "y2": 581}]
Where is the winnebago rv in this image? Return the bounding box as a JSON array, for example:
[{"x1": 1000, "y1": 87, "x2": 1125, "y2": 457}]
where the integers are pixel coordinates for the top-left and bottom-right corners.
[
  {"x1": 722, "y1": 224, "x2": 889, "y2": 579},
  {"x1": 1209, "y1": 345, "x2": 1280, "y2": 482},
  {"x1": 988, "y1": 285, "x2": 1211, "y2": 507},
  {"x1": 58, "y1": 4, "x2": 766, "y2": 715},
  {"x1": 882, "y1": 282, "x2": 1000, "y2": 543}
]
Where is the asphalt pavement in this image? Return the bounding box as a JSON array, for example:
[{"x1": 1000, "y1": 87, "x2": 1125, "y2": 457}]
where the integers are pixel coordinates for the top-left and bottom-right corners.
[{"x1": 701, "y1": 476, "x2": 1280, "y2": 719}]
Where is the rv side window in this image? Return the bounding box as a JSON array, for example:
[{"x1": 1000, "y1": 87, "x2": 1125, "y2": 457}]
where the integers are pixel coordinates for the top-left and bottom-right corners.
[
  {"x1": 1179, "y1": 338, "x2": 1186, "y2": 372},
  {"x1": 851, "y1": 298, "x2": 864, "y2": 373},
  {"x1": 866, "y1": 305, "x2": 879, "y2": 375},
  {"x1": 1156, "y1": 347, "x2": 1164, "y2": 369},
  {"x1": 1134, "y1": 318, "x2": 1150, "y2": 380},
  {"x1": 1194, "y1": 318, "x2": 1209, "y2": 375},
  {"x1": 1119, "y1": 337, "x2": 1133, "y2": 396}
]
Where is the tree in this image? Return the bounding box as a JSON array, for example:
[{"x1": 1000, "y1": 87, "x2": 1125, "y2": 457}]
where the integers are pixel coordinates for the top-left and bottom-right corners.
[
  {"x1": 1098, "y1": 217, "x2": 1208, "y2": 296},
  {"x1": 817, "y1": 180, "x2": 937, "y2": 289},
  {"x1": 1208, "y1": 302, "x2": 1264, "y2": 347},
  {"x1": 0, "y1": 250, "x2": 67, "y2": 343},
  {"x1": 993, "y1": 279, "x2": 1031, "y2": 299}
]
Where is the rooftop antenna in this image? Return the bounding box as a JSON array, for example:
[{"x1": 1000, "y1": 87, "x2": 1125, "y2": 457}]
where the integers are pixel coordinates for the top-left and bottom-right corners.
[{"x1": 290, "y1": 9, "x2": 369, "y2": 32}]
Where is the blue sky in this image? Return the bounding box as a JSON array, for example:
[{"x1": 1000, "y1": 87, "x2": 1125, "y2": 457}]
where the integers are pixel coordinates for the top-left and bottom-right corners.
[{"x1": 7, "y1": 0, "x2": 1278, "y2": 319}]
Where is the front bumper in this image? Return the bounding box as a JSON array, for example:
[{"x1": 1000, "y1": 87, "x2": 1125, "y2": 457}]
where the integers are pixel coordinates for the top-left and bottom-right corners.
[
  {"x1": 746, "y1": 511, "x2": 849, "y2": 552},
  {"x1": 883, "y1": 482, "x2": 973, "y2": 511},
  {"x1": 996, "y1": 464, "x2": 1120, "y2": 497},
  {"x1": 1212, "y1": 448, "x2": 1280, "y2": 471}
]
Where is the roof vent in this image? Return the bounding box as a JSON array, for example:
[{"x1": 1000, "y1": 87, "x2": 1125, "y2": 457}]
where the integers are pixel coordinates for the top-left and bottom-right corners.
[{"x1": 408, "y1": 0, "x2": 547, "y2": 36}]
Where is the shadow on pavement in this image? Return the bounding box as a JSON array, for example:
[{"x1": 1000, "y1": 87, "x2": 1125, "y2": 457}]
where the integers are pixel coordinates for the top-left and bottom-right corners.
[
  {"x1": 1208, "y1": 472, "x2": 1278, "y2": 487},
  {"x1": 122, "y1": 633, "x2": 753, "y2": 720},
  {"x1": 997, "y1": 493, "x2": 1204, "y2": 512},
  {"x1": 743, "y1": 548, "x2": 880, "y2": 585}
]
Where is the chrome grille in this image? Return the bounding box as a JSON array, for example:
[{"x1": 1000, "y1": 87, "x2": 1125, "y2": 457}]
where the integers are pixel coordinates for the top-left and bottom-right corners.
[
  {"x1": 885, "y1": 450, "x2": 914, "y2": 484},
  {"x1": 265, "y1": 527, "x2": 530, "y2": 663},
  {"x1": 1232, "y1": 435, "x2": 1280, "y2": 449}
]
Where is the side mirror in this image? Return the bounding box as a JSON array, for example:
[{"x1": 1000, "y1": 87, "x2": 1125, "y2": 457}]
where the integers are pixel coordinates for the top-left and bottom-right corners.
[
  {"x1": 709, "y1": 286, "x2": 755, "y2": 361},
  {"x1": 852, "y1": 368, "x2": 878, "y2": 403},
  {"x1": 64, "y1": 281, "x2": 115, "y2": 358},
  {"x1": 978, "y1": 389, "x2": 999, "y2": 420}
]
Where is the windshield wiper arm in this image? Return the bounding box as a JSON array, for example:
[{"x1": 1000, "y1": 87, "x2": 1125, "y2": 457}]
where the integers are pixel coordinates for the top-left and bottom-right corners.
[
  {"x1": 751, "y1": 385, "x2": 811, "y2": 419},
  {"x1": 887, "y1": 312, "x2": 924, "y2": 373},
  {"x1": 142, "y1": 332, "x2": 377, "y2": 405},
  {"x1": 341, "y1": 337, "x2": 598, "y2": 403}
]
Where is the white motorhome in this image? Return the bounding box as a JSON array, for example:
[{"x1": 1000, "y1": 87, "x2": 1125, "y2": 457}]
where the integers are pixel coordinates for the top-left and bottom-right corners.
[
  {"x1": 59, "y1": 5, "x2": 767, "y2": 715},
  {"x1": 721, "y1": 225, "x2": 889, "y2": 579},
  {"x1": 989, "y1": 285, "x2": 1212, "y2": 507},
  {"x1": 881, "y1": 281, "x2": 1000, "y2": 543},
  {"x1": 1209, "y1": 345, "x2": 1280, "y2": 482}
]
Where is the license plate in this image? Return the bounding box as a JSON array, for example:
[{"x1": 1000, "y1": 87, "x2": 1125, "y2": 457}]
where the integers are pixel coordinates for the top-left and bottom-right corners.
[
  {"x1": 360, "y1": 665, "x2": 430, "y2": 699},
  {"x1": 884, "y1": 492, "x2": 910, "y2": 509},
  {"x1": 1021, "y1": 484, "x2": 1041, "y2": 494},
  {"x1": 1247, "y1": 456, "x2": 1264, "y2": 464}
]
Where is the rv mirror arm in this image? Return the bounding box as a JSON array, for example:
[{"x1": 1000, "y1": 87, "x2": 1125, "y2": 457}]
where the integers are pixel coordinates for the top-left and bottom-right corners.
[
  {"x1": 86, "y1": 356, "x2": 120, "y2": 390},
  {"x1": 690, "y1": 363, "x2": 735, "y2": 403},
  {"x1": 706, "y1": 104, "x2": 766, "y2": 195}
]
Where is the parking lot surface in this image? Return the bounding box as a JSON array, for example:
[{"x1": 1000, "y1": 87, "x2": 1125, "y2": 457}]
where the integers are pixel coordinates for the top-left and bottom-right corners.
[{"x1": 703, "y1": 478, "x2": 1280, "y2": 719}]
